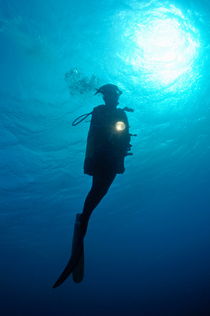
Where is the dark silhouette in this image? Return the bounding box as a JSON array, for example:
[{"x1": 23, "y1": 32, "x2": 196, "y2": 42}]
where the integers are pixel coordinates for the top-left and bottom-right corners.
[
  {"x1": 80, "y1": 84, "x2": 131, "y2": 236},
  {"x1": 53, "y1": 84, "x2": 132, "y2": 287}
]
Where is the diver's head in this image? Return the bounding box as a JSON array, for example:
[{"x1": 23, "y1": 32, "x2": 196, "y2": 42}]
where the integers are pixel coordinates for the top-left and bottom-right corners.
[{"x1": 95, "y1": 84, "x2": 122, "y2": 107}]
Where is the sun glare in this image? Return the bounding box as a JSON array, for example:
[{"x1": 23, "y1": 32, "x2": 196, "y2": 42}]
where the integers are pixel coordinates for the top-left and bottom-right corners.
[{"x1": 119, "y1": 5, "x2": 200, "y2": 88}]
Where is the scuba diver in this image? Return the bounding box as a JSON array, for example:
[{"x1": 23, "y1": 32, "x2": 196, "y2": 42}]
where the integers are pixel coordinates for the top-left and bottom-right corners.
[{"x1": 53, "y1": 84, "x2": 133, "y2": 287}]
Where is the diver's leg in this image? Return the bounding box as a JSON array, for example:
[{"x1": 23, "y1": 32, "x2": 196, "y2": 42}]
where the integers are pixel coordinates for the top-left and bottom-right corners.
[{"x1": 80, "y1": 173, "x2": 116, "y2": 236}]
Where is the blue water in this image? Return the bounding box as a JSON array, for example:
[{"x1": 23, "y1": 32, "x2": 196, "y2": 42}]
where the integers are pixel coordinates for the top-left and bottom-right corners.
[{"x1": 1, "y1": 0, "x2": 210, "y2": 315}]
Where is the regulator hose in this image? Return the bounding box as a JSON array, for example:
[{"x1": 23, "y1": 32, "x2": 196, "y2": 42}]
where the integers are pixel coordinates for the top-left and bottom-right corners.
[{"x1": 72, "y1": 112, "x2": 93, "y2": 126}]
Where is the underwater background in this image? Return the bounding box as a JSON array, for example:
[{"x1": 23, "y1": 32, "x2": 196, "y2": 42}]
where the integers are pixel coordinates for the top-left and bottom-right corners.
[{"x1": 0, "y1": 0, "x2": 210, "y2": 315}]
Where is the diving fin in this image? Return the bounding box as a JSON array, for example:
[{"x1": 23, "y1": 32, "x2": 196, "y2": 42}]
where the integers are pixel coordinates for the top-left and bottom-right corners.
[
  {"x1": 72, "y1": 242, "x2": 84, "y2": 283},
  {"x1": 72, "y1": 214, "x2": 85, "y2": 283},
  {"x1": 53, "y1": 214, "x2": 84, "y2": 288}
]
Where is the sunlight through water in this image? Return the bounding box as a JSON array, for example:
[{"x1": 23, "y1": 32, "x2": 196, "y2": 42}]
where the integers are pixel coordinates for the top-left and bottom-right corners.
[{"x1": 116, "y1": 3, "x2": 201, "y2": 92}]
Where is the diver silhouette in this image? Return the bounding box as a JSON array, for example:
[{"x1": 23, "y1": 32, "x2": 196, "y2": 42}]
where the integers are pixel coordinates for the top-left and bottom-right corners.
[
  {"x1": 53, "y1": 84, "x2": 132, "y2": 287},
  {"x1": 80, "y1": 84, "x2": 131, "y2": 236}
]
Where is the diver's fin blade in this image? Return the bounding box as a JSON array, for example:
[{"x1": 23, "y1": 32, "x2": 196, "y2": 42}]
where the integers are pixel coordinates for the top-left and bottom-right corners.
[
  {"x1": 53, "y1": 247, "x2": 82, "y2": 288},
  {"x1": 72, "y1": 243, "x2": 85, "y2": 283},
  {"x1": 72, "y1": 214, "x2": 85, "y2": 283},
  {"x1": 52, "y1": 214, "x2": 84, "y2": 288},
  {"x1": 53, "y1": 261, "x2": 73, "y2": 288},
  {"x1": 52, "y1": 244, "x2": 83, "y2": 288}
]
